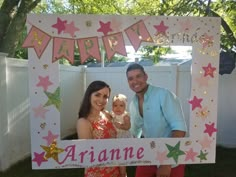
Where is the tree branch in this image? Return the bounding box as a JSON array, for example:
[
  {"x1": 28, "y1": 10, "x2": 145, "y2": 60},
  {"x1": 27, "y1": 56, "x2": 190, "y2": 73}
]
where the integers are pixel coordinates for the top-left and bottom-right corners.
[
  {"x1": 0, "y1": 0, "x2": 20, "y2": 48},
  {"x1": 198, "y1": 0, "x2": 236, "y2": 50}
]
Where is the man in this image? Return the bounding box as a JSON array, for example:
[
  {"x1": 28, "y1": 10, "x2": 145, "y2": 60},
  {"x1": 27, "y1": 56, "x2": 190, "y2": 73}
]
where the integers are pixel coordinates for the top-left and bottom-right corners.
[{"x1": 126, "y1": 63, "x2": 187, "y2": 177}]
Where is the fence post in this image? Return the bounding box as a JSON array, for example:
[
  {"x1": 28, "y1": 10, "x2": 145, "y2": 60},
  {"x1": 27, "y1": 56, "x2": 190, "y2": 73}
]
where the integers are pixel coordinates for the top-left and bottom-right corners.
[
  {"x1": 170, "y1": 64, "x2": 178, "y2": 95},
  {"x1": 0, "y1": 53, "x2": 9, "y2": 171}
]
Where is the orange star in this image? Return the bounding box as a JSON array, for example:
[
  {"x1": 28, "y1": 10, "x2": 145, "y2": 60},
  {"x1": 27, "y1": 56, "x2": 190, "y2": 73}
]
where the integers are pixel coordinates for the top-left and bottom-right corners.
[{"x1": 40, "y1": 140, "x2": 64, "y2": 162}]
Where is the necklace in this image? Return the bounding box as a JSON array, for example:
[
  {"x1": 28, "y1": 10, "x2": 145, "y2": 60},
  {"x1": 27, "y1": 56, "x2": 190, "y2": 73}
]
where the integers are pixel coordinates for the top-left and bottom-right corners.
[{"x1": 88, "y1": 112, "x2": 103, "y2": 122}]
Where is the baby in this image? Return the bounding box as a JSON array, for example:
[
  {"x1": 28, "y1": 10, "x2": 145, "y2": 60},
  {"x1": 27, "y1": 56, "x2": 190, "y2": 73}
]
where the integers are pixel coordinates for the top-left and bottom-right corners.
[
  {"x1": 111, "y1": 94, "x2": 132, "y2": 138},
  {"x1": 111, "y1": 94, "x2": 132, "y2": 177}
]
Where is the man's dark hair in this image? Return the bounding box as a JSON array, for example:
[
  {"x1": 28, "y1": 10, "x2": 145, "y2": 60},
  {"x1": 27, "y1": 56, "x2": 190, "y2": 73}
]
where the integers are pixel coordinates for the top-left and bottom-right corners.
[{"x1": 126, "y1": 63, "x2": 145, "y2": 75}]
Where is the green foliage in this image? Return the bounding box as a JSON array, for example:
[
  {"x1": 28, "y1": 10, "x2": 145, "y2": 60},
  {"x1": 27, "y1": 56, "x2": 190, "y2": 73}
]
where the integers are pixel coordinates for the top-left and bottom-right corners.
[
  {"x1": 14, "y1": 26, "x2": 28, "y2": 59},
  {"x1": 140, "y1": 46, "x2": 171, "y2": 63},
  {"x1": 32, "y1": 0, "x2": 72, "y2": 14},
  {"x1": 1, "y1": 0, "x2": 235, "y2": 65}
]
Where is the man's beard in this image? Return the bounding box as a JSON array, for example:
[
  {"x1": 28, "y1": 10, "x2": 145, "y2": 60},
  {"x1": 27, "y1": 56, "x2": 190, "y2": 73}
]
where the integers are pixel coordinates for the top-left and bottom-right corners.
[{"x1": 135, "y1": 84, "x2": 148, "y2": 94}]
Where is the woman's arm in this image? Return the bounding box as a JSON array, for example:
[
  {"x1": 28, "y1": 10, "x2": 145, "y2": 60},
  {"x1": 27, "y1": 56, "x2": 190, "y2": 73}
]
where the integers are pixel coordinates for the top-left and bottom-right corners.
[{"x1": 76, "y1": 118, "x2": 93, "y2": 139}]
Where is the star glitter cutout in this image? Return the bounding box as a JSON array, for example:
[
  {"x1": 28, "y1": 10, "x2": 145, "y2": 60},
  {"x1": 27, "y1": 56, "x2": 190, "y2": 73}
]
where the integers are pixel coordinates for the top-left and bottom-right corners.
[
  {"x1": 32, "y1": 152, "x2": 48, "y2": 166},
  {"x1": 195, "y1": 76, "x2": 210, "y2": 88},
  {"x1": 150, "y1": 141, "x2": 156, "y2": 149},
  {"x1": 204, "y1": 122, "x2": 217, "y2": 137},
  {"x1": 202, "y1": 63, "x2": 216, "y2": 78},
  {"x1": 44, "y1": 87, "x2": 61, "y2": 111},
  {"x1": 197, "y1": 150, "x2": 208, "y2": 162},
  {"x1": 32, "y1": 104, "x2": 49, "y2": 119},
  {"x1": 153, "y1": 21, "x2": 169, "y2": 35},
  {"x1": 52, "y1": 17, "x2": 67, "y2": 34},
  {"x1": 64, "y1": 21, "x2": 80, "y2": 37},
  {"x1": 36, "y1": 75, "x2": 53, "y2": 91},
  {"x1": 156, "y1": 150, "x2": 168, "y2": 164},
  {"x1": 97, "y1": 21, "x2": 113, "y2": 36},
  {"x1": 185, "y1": 148, "x2": 198, "y2": 162},
  {"x1": 199, "y1": 33, "x2": 214, "y2": 49},
  {"x1": 41, "y1": 140, "x2": 64, "y2": 162},
  {"x1": 42, "y1": 130, "x2": 59, "y2": 146},
  {"x1": 199, "y1": 135, "x2": 213, "y2": 149},
  {"x1": 40, "y1": 122, "x2": 46, "y2": 129},
  {"x1": 166, "y1": 141, "x2": 185, "y2": 164},
  {"x1": 196, "y1": 106, "x2": 209, "y2": 120},
  {"x1": 188, "y1": 96, "x2": 203, "y2": 111}
]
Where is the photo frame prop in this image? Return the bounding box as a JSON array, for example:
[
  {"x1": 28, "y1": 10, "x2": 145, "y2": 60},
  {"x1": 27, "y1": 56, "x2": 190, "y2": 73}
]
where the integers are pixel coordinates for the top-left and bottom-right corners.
[{"x1": 24, "y1": 14, "x2": 220, "y2": 169}]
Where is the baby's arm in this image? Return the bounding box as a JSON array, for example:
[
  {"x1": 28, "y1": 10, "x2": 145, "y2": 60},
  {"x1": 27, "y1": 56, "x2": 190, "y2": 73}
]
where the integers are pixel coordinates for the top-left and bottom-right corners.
[{"x1": 122, "y1": 114, "x2": 131, "y2": 130}]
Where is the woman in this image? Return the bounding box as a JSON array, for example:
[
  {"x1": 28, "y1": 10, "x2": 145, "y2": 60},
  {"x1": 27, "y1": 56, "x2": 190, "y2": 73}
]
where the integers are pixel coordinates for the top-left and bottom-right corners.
[{"x1": 77, "y1": 80, "x2": 125, "y2": 177}]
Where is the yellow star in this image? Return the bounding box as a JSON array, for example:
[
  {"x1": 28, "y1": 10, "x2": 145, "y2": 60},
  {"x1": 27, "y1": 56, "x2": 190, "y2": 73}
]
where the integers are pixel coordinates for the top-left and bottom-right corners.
[{"x1": 40, "y1": 140, "x2": 64, "y2": 162}]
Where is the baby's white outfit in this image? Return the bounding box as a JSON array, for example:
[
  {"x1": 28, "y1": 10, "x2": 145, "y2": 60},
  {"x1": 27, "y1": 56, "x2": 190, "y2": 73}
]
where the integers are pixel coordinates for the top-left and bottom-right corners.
[{"x1": 111, "y1": 111, "x2": 132, "y2": 138}]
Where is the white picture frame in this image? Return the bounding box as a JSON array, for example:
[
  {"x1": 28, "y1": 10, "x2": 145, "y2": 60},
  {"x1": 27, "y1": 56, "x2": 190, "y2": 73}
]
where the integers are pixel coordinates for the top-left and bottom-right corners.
[{"x1": 24, "y1": 14, "x2": 220, "y2": 169}]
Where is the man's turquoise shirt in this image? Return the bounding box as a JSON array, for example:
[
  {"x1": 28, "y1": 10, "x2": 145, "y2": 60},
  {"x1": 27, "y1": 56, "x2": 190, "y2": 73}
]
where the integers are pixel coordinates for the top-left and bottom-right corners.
[{"x1": 129, "y1": 85, "x2": 187, "y2": 138}]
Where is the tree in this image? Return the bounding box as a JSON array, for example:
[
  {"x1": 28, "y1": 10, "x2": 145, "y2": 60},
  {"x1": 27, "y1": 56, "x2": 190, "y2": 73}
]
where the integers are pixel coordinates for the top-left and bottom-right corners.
[{"x1": 0, "y1": 0, "x2": 41, "y2": 57}]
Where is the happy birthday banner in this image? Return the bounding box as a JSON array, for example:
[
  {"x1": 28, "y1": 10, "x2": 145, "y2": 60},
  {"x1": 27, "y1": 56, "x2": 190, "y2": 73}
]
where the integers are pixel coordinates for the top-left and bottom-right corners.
[
  {"x1": 25, "y1": 14, "x2": 221, "y2": 169},
  {"x1": 23, "y1": 15, "x2": 216, "y2": 64}
]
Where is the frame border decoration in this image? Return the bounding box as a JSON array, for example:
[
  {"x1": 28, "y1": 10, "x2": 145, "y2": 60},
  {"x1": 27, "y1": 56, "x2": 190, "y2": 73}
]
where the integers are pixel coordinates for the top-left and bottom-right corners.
[{"x1": 23, "y1": 14, "x2": 220, "y2": 169}]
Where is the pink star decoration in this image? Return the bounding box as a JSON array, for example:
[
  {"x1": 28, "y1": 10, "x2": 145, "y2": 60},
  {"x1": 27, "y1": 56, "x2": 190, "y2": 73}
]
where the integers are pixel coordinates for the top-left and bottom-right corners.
[
  {"x1": 204, "y1": 122, "x2": 217, "y2": 137},
  {"x1": 202, "y1": 63, "x2": 216, "y2": 78},
  {"x1": 52, "y1": 17, "x2": 67, "y2": 34},
  {"x1": 32, "y1": 152, "x2": 47, "y2": 166},
  {"x1": 179, "y1": 19, "x2": 192, "y2": 32},
  {"x1": 97, "y1": 21, "x2": 113, "y2": 36},
  {"x1": 195, "y1": 76, "x2": 210, "y2": 88},
  {"x1": 32, "y1": 104, "x2": 49, "y2": 119},
  {"x1": 196, "y1": 106, "x2": 209, "y2": 120},
  {"x1": 188, "y1": 96, "x2": 203, "y2": 111},
  {"x1": 185, "y1": 148, "x2": 198, "y2": 162},
  {"x1": 155, "y1": 150, "x2": 168, "y2": 164},
  {"x1": 42, "y1": 130, "x2": 59, "y2": 146},
  {"x1": 154, "y1": 21, "x2": 169, "y2": 35},
  {"x1": 36, "y1": 75, "x2": 53, "y2": 91},
  {"x1": 64, "y1": 21, "x2": 80, "y2": 37},
  {"x1": 199, "y1": 135, "x2": 213, "y2": 149}
]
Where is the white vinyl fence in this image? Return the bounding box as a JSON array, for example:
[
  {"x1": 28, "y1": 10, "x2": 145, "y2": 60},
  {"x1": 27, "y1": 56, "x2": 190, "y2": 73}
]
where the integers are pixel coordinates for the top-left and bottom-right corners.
[{"x1": 0, "y1": 54, "x2": 236, "y2": 171}]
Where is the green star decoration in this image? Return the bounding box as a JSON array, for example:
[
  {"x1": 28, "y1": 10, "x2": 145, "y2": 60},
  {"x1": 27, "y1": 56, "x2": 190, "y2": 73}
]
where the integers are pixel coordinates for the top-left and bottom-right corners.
[
  {"x1": 197, "y1": 150, "x2": 208, "y2": 162},
  {"x1": 44, "y1": 87, "x2": 61, "y2": 111},
  {"x1": 166, "y1": 141, "x2": 185, "y2": 163}
]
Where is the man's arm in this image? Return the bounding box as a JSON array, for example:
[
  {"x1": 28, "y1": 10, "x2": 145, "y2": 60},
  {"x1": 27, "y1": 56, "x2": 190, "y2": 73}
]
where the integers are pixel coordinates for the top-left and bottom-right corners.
[{"x1": 157, "y1": 130, "x2": 186, "y2": 177}]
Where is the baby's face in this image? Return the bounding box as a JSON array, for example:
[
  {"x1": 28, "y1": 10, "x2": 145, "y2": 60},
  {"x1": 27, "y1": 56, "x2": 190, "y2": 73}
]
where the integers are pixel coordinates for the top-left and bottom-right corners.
[{"x1": 112, "y1": 100, "x2": 125, "y2": 115}]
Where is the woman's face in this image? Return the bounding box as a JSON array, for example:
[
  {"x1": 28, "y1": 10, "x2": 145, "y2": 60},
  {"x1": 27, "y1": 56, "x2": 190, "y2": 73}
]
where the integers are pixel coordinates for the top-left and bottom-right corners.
[
  {"x1": 90, "y1": 87, "x2": 110, "y2": 112},
  {"x1": 112, "y1": 100, "x2": 125, "y2": 115}
]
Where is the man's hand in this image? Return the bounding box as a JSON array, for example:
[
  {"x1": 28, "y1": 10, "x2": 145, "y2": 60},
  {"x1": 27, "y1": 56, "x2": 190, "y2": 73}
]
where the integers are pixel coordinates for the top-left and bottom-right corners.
[{"x1": 156, "y1": 165, "x2": 171, "y2": 177}]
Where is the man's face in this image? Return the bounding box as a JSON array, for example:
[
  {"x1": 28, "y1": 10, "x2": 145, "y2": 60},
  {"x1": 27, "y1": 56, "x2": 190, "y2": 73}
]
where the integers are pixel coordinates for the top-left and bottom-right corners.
[{"x1": 127, "y1": 69, "x2": 148, "y2": 93}]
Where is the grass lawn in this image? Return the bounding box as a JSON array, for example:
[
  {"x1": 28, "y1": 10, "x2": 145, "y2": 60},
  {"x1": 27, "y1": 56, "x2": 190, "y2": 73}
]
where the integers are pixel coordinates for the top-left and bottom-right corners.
[{"x1": 0, "y1": 146, "x2": 235, "y2": 177}]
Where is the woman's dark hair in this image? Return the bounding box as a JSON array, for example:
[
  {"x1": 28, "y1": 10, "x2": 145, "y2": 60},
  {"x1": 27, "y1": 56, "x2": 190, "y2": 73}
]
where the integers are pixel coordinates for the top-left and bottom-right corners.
[{"x1": 78, "y1": 80, "x2": 111, "y2": 119}]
